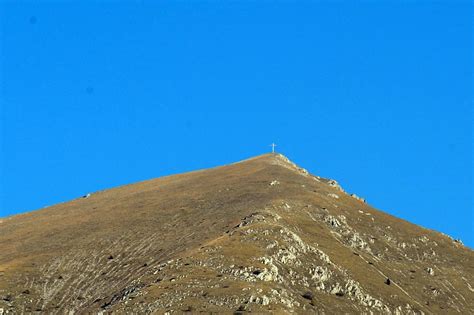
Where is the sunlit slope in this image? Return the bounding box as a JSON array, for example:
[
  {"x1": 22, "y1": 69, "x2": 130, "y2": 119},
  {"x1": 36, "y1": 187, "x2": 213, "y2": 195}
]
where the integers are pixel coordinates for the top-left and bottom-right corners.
[{"x1": 0, "y1": 154, "x2": 472, "y2": 314}]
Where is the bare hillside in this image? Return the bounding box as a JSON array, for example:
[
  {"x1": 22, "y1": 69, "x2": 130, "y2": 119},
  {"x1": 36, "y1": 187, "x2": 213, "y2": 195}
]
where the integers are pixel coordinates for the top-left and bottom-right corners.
[{"x1": 0, "y1": 154, "x2": 472, "y2": 314}]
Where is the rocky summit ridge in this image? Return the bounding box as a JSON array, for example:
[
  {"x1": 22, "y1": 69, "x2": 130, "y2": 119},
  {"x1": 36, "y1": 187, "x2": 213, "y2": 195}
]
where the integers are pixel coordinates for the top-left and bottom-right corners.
[{"x1": 0, "y1": 153, "x2": 472, "y2": 314}]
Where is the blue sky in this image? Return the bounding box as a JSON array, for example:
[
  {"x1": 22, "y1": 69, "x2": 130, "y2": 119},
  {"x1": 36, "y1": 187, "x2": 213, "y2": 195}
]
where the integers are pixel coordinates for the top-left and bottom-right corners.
[{"x1": 0, "y1": 1, "x2": 472, "y2": 246}]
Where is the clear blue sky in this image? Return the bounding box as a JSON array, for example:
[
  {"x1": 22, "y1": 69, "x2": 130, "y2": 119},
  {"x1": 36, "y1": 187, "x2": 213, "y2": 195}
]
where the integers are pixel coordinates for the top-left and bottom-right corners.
[{"x1": 0, "y1": 1, "x2": 472, "y2": 246}]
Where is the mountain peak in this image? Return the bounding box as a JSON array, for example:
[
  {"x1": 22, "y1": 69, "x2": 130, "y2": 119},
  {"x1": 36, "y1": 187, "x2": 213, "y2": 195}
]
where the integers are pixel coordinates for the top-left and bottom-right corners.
[
  {"x1": 233, "y1": 153, "x2": 312, "y2": 177},
  {"x1": 0, "y1": 155, "x2": 472, "y2": 313}
]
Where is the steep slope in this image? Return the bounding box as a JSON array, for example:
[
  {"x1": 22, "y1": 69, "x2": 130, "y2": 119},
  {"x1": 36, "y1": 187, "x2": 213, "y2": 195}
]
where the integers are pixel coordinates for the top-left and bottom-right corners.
[{"x1": 0, "y1": 154, "x2": 472, "y2": 314}]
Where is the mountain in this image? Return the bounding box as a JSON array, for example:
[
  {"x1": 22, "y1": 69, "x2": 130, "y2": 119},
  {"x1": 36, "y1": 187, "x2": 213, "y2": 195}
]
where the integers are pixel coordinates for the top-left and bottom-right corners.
[{"x1": 0, "y1": 154, "x2": 472, "y2": 314}]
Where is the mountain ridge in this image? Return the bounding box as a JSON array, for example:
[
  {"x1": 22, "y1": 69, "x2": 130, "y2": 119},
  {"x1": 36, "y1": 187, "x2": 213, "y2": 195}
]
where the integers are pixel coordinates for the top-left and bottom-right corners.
[{"x1": 0, "y1": 153, "x2": 472, "y2": 314}]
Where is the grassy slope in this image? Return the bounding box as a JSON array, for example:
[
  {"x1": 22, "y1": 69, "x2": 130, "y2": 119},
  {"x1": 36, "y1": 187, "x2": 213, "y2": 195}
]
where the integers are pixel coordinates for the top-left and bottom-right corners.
[{"x1": 0, "y1": 154, "x2": 472, "y2": 314}]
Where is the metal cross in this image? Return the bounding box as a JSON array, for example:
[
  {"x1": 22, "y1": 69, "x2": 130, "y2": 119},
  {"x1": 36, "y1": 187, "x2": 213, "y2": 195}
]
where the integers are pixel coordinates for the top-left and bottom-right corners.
[{"x1": 270, "y1": 143, "x2": 277, "y2": 153}]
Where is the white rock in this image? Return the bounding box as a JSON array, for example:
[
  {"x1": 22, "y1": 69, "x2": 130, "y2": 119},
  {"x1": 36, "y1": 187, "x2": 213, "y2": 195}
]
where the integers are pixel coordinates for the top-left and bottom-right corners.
[
  {"x1": 351, "y1": 194, "x2": 366, "y2": 203},
  {"x1": 310, "y1": 265, "x2": 331, "y2": 282},
  {"x1": 327, "y1": 179, "x2": 344, "y2": 191},
  {"x1": 419, "y1": 236, "x2": 429, "y2": 243},
  {"x1": 324, "y1": 215, "x2": 342, "y2": 228}
]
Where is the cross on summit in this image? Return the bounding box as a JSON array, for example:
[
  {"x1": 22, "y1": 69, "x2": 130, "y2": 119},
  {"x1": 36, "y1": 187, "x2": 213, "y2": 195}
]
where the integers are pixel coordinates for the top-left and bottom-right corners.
[{"x1": 270, "y1": 143, "x2": 277, "y2": 154}]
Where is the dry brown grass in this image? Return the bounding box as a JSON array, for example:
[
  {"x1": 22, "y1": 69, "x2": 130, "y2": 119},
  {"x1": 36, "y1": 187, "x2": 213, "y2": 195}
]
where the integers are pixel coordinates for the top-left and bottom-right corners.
[{"x1": 0, "y1": 154, "x2": 472, "y2": 314}]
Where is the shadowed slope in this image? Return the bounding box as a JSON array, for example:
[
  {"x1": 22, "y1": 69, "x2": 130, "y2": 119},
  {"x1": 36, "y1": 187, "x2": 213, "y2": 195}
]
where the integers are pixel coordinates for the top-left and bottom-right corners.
[{"x1": 0, "y1": 154, "x2": 472, "y2": 314}]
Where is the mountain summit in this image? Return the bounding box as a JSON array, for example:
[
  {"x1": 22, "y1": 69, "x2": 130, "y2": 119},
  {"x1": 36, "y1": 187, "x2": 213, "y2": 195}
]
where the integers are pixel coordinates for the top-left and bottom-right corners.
[{"x1": 0, "y1": 154, "x2": 472, "y2": 314}]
